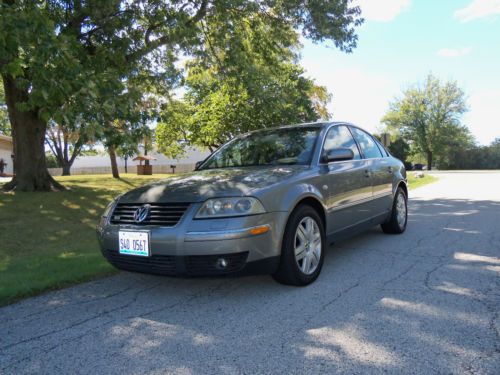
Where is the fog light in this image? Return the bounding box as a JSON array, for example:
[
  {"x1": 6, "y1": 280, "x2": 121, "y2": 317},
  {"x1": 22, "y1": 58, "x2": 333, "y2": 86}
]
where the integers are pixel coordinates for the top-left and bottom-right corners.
[{"x1": 216, "y1": 258, "x2": 228, "y2": 269}]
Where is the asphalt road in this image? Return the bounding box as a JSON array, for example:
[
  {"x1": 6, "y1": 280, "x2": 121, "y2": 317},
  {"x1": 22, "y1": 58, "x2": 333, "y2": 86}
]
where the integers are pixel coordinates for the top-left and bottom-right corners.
[{"x1": 1, "y1": 172, "x2": 499, "y2": 374}]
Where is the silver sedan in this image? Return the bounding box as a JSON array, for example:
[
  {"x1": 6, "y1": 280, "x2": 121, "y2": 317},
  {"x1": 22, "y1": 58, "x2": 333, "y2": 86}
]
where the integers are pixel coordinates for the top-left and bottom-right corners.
[{"x1": 97, "y1": 122, "x2": 407, "y2": 285}]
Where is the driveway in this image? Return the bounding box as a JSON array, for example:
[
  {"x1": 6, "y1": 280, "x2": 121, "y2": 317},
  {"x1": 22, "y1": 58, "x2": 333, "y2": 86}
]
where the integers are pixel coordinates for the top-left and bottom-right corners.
[{"x1": 1, "y1": 172, "x2": 499, "y2": 374}]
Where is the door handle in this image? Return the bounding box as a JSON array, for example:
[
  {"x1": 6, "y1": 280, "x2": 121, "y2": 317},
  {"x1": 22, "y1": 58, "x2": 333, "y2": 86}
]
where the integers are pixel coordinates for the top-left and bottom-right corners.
[
  {"x1": 364, "y1": 169, "x2": 371, "y2": 178},
  {"x1": 387, "y1": 166, "x2": 393, "y2": 174}
]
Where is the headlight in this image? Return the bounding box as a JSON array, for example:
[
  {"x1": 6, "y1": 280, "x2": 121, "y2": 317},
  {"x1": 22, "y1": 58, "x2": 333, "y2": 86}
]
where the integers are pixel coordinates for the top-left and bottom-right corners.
[
  {"x1": 102, "y1": 194, "x2": 122, "y2": 218},
  {"x1": 102, "y1": 200, "x2": 116, "y2": 218},
  {"x1": 195, "y1": 197, "x2": 266, "y2": 219}
]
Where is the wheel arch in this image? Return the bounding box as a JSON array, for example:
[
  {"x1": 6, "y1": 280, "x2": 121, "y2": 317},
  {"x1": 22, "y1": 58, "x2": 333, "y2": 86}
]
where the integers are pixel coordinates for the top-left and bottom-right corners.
[
  {"x1": 290, "y1": 196, "x2": 327, "y2": 229},
  {"x1": 396, "y1": 180, "x2": 408, "y2": 199}
]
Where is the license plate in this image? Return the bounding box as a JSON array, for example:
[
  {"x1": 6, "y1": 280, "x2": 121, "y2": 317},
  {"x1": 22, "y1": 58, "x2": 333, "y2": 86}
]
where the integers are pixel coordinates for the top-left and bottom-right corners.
[{"x1": 118, "y1": 231, "x2": 150, "y2": 257}]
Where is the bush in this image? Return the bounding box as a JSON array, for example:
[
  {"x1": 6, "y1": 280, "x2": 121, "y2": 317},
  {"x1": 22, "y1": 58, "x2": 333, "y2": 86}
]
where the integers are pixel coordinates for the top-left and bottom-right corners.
[{"x1": 45, "y1": 153, "x2": 60, "y2": 168}]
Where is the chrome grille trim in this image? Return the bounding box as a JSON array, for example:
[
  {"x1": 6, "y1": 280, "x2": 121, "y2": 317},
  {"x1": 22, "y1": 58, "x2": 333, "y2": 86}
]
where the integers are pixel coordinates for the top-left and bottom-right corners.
[{"x1": 110, "y1": 202, "x2": 191, "y2": 226}]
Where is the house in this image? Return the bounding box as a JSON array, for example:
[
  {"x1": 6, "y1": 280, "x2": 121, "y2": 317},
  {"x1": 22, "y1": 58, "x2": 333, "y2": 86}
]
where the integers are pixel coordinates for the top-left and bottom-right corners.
[{"x1": 0, "y1": 134, "x2": 13, "y2": 175}]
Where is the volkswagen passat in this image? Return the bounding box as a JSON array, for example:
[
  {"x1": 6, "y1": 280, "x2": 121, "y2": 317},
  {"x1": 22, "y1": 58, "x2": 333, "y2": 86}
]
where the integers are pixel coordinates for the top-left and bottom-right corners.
[{"x1": 97, "y1": 122, "x2": 407, "y2": 285}]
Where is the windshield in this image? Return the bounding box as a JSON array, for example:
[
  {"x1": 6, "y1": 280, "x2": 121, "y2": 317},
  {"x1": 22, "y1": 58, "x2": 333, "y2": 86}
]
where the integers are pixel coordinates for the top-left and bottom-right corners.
[{"x1": 199, "y1": 127, "x2": 320, "y2": 170}]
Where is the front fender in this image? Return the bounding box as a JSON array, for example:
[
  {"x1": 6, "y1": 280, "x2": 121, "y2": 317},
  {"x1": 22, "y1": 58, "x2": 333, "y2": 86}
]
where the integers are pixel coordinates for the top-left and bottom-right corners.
[
  {"x1": 392, "y1": 161, "x2": 408, "y2": 196},
  {"x1": 256, "y1": 182, "x2": 327, "y2": 252},
  {"x1": 258, "y1": 182, "x2": 326, "y2": 214}
]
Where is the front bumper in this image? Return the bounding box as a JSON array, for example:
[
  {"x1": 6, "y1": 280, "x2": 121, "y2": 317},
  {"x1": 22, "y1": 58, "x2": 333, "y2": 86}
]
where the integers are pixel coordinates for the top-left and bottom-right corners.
[
  {"x1": 100, "y1": 249, "x2": 280, "y2": 277},
  {"x1": 97, "y1": 207, "x2": 288, "y2": 276}
]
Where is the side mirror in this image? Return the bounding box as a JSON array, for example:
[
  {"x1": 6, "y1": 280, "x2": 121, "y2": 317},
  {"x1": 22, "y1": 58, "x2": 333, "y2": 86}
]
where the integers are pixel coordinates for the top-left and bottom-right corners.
[
  {"x1": 194, "y1": 161, "x2": 203, "y2": 170},
  {"x1": 323, "y1": 148, "x2": 354, "y2": 163}
]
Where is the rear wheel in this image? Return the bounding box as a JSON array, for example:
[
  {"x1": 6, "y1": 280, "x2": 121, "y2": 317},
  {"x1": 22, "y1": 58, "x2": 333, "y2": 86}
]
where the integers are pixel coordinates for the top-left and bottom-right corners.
[
  {"x1": 273, "y1": 205, "x2": 326, "y2": 286},
  {"x1": 381, "y1": 187, "x2": 407, "y2": 234}
]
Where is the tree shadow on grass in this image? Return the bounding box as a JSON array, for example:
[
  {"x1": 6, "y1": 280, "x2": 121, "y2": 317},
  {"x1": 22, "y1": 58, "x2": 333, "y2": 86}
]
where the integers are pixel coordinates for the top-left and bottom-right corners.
[{"x1": 0, "y1": 180, "x2": 158, "y2": 305}]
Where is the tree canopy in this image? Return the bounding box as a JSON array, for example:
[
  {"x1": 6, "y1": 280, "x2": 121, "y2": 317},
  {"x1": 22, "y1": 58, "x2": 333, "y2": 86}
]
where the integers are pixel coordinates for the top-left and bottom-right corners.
[
  {"x1": 157, "y1": 13, "x2": 332, "y2": 156},
  {"x1": 382, "y1": 74, "x2": 473, "y2": 170},
  {"x1": 438, "y1": 138, "x2": 500, "y2": 170},
  {"x1": 0, "y1": 0, "x2": 362, "y2": 191}
]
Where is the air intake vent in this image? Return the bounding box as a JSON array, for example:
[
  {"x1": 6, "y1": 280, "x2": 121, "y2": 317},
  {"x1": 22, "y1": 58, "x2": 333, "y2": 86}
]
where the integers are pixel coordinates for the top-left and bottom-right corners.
[{"x1": 110, "y1": 202, "x2": 190, "y2": 226}]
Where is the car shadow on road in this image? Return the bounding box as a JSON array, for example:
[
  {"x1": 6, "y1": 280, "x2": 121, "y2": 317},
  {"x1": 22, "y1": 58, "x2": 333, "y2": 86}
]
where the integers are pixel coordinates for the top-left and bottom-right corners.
[{"x1": 2, "y1": 198, "x2": 499, "y2": 374}]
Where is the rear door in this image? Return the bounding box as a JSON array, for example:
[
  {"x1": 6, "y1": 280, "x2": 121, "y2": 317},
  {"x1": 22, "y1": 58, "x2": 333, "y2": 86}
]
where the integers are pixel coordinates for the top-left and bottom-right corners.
[
  {"x1": 349, "y1": 126, "x2": 393, "y2": 216},
  {"x1": 321, "y1": 125, "x2": 373, "y2": 233}
]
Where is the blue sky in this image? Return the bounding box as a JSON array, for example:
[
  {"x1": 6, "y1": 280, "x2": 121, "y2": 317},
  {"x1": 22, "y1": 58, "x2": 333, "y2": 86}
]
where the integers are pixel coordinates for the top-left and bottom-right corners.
[{"x1": 300, "y1": 0, "x2": 500, "y2": 145}]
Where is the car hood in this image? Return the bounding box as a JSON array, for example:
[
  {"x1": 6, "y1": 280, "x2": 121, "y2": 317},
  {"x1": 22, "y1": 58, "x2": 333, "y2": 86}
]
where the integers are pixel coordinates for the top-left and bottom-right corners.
[{"x1": 118, "y1": 165, "x2": 309, "y2": 203}]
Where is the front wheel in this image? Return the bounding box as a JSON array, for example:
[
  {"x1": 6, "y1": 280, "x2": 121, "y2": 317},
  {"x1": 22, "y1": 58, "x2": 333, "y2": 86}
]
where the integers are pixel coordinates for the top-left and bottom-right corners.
[
  {"x1": 273, "y1": 205, "x2": 326, "y2": 286},
  {"x1": 381, "y1": 187, "x2": 408, "y2": 234}
]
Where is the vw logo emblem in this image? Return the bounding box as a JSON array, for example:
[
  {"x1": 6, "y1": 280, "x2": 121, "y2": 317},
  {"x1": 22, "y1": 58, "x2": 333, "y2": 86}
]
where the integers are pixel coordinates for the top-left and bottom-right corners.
[{"x1": 133, "y1": 204, "x2": 151, "y2": 223}]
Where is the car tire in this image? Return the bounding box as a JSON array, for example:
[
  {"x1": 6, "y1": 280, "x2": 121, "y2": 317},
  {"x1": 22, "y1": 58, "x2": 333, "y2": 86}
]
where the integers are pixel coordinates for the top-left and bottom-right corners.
[
  {"x1": 272, "y1": 205, "x2": 326, "y2": 286},
  {"x1": 381, "y1": 187, "x2": 408, "y2": 234}
]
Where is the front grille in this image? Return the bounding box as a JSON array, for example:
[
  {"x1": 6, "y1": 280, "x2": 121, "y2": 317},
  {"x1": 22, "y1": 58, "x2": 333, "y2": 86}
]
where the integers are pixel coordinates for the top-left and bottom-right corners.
[
  {"x1": 103, "y1": 249, "x2": 249, "y2": 276},
  {"x1": 110, "y1": 202, "x2": 191, "y2": 226}
]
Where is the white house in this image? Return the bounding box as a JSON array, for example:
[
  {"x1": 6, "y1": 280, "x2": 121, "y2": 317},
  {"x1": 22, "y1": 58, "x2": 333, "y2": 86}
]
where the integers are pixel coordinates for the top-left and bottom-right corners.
[{"x1": 0, "y1": 134, "x2": 13, "y2": 175}]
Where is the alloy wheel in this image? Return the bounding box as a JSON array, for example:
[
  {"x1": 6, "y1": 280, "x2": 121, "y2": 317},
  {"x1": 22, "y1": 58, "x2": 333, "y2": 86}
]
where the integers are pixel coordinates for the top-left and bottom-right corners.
[
  {"x1": 294, "y1": 216, "x2": 322, "y2": 275},
  {"x1": 396, "y1": 193, "x2": 407, "y2": 229}
]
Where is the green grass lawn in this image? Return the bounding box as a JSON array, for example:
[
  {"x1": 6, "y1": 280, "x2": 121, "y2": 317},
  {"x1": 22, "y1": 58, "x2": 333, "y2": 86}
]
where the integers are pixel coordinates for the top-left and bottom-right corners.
[
  {"x1": 0, "y1": 174, "x2": 172, "y2": 306},
  {"x1": 407, "y1": 173, "x2": 438, "y2": 190}
]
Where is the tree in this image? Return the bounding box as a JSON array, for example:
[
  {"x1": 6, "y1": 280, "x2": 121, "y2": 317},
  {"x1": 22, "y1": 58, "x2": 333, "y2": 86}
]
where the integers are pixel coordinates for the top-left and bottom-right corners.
[
  {"x1": 102, "y1": 88, "x2": 158, "y2": 179},
  {"x1": 431, "y1": 123, "x2": 474, "y2": 169},
  {"x1": 382, "y1": 74, "x2": 472, "y2": 170},
  {"x1": 0, "y1": 0, "x2": 361, "y2": 191},
  {"x1": 102, "y1": 120, "x2": 146, "y2": 179},
  {"x1": 156, "y1": 100, "x2": 191, "y2": 158},
  {"x1": 157, "y1": 13, "x2": 333, "y2": 156},
  {"x1": 116, "y1": 143, "x2": 138, "y2": 175},
  {"x1": 45, "y1": 119, "x2": 94, "y2": 176},
  {"x1": 388, "y1": 137, "x2": 410, "y2": 164},
  {"x1": 442, "y1": 138, "x2": 500, "y2": 170}
]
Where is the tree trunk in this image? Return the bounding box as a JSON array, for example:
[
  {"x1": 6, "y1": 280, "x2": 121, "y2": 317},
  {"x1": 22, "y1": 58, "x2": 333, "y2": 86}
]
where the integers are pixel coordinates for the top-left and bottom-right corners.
[
  {"x1": 108, "y1": 146, "x2": 120, "y2": 179},
  {"x1": 144, "y1": 143, "x2": 150, "y2": 166},
  {"x1": 1, "y1": 75, "x2": 64, "y2": 191},
  {"x1": 61, "y1": 162, "x2": 71, "y2": 176},
  {"x1": 427, "y1": 151, "x2": 433, "y2": 171}
]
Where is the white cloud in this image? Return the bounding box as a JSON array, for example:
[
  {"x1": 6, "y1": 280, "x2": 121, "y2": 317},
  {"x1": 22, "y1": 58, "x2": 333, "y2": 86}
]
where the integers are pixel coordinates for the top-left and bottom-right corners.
[
  {"x1": 463, "y1": 90, "x2": 500, "y2": 145},
  {"x1": 454, "y1": 0, "x2": 500, "y2": 22},
  {"x1": 354, "y1": 0, "x2": 411, "y2": 22},
  {"x1": 436, "y1": 47, "x2": 472, "y2": 58}
]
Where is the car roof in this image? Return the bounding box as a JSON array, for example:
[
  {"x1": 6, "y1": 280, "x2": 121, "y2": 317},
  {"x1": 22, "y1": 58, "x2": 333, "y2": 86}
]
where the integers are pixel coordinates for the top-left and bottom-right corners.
[
  {"x1": 247, "y1": 121, "x2": 352, "y2": 133},
  {"x1": 241, "y1": 121, "x2": 361, "y2": 136}
]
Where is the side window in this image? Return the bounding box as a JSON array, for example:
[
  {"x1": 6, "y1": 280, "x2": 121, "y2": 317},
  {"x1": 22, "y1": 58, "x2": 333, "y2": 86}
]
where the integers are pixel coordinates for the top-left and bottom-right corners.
[
  {"x1": 374, "y1": 139, "x2": 390, "y2": 157},
  {"x1": 322, "y1": 125, "x2": 361, "y2": 160},
  {"x1": 350, "y1": 127, "x2": 383, "y2": 159}
]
